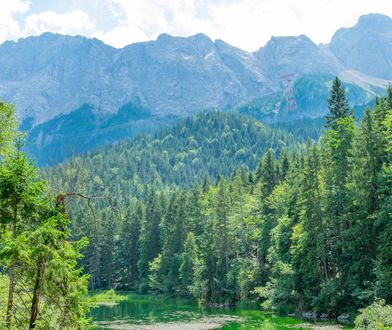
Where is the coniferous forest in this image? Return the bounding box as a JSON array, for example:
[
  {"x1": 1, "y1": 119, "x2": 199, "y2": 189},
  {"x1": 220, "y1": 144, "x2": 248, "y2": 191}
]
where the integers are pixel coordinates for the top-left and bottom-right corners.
[{"x1": 1, "y1": 79, "x2": 392, "y2": 328}]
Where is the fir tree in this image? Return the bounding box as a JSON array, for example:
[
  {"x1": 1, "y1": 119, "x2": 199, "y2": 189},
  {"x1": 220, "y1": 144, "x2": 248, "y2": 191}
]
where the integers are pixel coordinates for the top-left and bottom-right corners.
[{"x1": 325, "y1": 77, "x2": 352, "y2": 129}]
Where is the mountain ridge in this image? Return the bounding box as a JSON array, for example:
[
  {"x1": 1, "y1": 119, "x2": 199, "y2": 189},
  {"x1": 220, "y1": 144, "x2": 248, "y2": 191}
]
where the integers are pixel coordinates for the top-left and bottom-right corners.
[
  {"x1": 1, "y1": 13, "x2": 392, "y2": 165},
  {"x1": 2, "y1": 13, "x2": 391, "y2": 126}
]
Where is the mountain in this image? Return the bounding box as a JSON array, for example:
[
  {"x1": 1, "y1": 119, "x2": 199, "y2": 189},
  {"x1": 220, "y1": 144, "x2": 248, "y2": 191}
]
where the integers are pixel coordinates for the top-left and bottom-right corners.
[
  {"x1": 25, "y1": 102, "x2": 179, "y2": 165},
  {"x1": 0, "y1": 33, "x2": 117, "y2": 124},
  {"x1": 0, "y1": 32, "x2": 272, "y2": 126},
  {"x1": 1, "y1": 13, "x2": 392, "y2": 164},
  {"x1": 329, "y1": 14, "x2": 392, "y2": 79},
  {"x1": 254, "y1": 35, "x2": 340, "y2": 83},
  {"x1": 237, "y1": 73, "x2": 376, "y2": 122}
]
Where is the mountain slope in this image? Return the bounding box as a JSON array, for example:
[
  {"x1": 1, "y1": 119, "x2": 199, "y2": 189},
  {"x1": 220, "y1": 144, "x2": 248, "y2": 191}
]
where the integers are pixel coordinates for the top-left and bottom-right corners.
[
  {"x1": 46, "y1": 111, "x2": 298, "y2": 197},
  {"x1": 1, "y1": 13, "x2": 392, "y2": 164},
  {"x1": 254, "y1": 35, "x2": 340, "y2": 83},
  {"x1": 1, "y1": 13, "x2": 391, "y2": 126},
  {"x1": 25, "y1": 102, "x2": 178, "y2": 166},
  {"x1": 237, "y1": 74, "x2": 375, "y2": 122},
  {"x1": 0, "y1": 32, "x2": 273, "y2": 126},
  {"x1": 329, "y1": 14, "x2": 392, "y2": 79}
]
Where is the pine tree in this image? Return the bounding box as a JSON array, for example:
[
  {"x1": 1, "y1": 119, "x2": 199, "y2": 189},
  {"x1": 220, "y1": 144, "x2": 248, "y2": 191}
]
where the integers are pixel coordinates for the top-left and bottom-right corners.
[
  {"x1": 179, "y1": 232, "x2": 199, "y2": 295},
  {"x1": 374, "y1": 109, "x2": 392, "y2": 302},
  {"x1": 291, "y1": 144, "x2": 326, "y2": 309},
  {"x1": 325, "y1": 77, "x2": 352, "y2": 129},
  {"x1": 257, "y1": 149, "x2": 277, "y2": 274},
  {"x1": 0, "y1": 145, "x2": 45, "y2": 329},
  {"x1": 118, "y1": 203, "x2": 142, "y2": 289},
  {"x1": 150, "y1": 192, "x2": 186, "y2": 294},
  {"x1": 321, "y1": 88, "x2": 355, "y2": 311},
  {"x1": 137, "y1": 189, "x2": 162, "y2": 293},
  {"x1": 387, "y1": 84, "x2": 392, "y2": 110},
  {"x1": 100, "y1": 209, "x2": 116, "y2": 288}
]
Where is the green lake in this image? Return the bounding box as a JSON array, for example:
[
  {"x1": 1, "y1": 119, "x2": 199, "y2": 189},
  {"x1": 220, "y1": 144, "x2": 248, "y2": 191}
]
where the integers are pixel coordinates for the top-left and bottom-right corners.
[{"x1": 90, "y1": 293, "x2": 349, "y2": 330}]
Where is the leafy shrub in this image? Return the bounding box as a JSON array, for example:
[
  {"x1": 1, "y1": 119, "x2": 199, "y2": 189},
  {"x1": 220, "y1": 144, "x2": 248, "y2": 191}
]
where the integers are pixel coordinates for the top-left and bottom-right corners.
[{"x1": 355, "y1": 299, "x2": 392, "y2": 329}]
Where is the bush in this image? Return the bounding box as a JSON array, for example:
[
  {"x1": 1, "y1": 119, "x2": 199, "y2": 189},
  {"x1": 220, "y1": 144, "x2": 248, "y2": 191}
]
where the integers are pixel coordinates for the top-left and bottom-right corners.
[{"x1": 355, "y1": 299, "x2": 392, "y2": 329}]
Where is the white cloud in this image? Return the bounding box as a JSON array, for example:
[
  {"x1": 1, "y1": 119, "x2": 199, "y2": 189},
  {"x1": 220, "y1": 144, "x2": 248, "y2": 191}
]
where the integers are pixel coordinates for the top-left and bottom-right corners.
[
  {"x1": 95, "y1": 0, "x2": 392, "y2": 50},
  {"x1": 93, "y1": 25, "x2": 149, "y2": 48},
  {"x1": 0, "y1": 0, "x2": 30, "y2": 44},
  {"x1": 2, "y1": 0, "x2": 392, "y2": 50},
  {"x1": 94, "y1": 0, "x2": 218, "y2": 46},
  {"x1": 24, "y1": 9, "x2": 96, "y2": 37}
]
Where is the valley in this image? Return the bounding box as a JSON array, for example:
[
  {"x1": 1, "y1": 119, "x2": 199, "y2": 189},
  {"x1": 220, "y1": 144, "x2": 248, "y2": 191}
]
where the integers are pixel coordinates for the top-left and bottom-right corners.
[{"x1": 0, "y1": 7, "x2": 392, "y2": 330}]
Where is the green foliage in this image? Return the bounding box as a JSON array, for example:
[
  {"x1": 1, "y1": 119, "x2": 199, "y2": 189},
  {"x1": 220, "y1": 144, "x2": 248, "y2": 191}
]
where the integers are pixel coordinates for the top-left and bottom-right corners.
[
  {"x1": 355, "y1": 299, "x2": 392, "y2": 329},
  {"x1": 179, "y1": 232, "x2": 199, "y2": 295},
  {"x1": 0, "y1": 102, "x2": 90, "y2": 329},
  {"x1": 0, "y1": 101, "x2": 18, "y2": 157},
  {"x1": 25, "y1": 102, "x2": 160, "y2": 166},
  {"x1": 40, "y1": 85, "x2": 392, "y2": 320},
  {"x1": 46, "y1": 111, "x2": 297, "y2": 198},
  {"x1": 325, "y1": 77, "x2": 353, "y2": 129},
  {"x1": 89, "y1": 289, "x2": 128, "y2": 306},
  {"x1": 238, "y1": 74, "x2": 372, "y2": 126}
]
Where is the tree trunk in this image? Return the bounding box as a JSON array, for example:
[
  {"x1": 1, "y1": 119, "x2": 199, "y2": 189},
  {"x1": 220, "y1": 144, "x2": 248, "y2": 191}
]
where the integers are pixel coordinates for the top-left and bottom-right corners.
[
  {"x1": 29, "y1": 259, "x2": 45, "y2": 329},
  {"x1": 6, "y1": 221, "x2": 17, "y2": 330},
  {"x1": 6, "y1": 261, "x2": 16, "y2": 330}
]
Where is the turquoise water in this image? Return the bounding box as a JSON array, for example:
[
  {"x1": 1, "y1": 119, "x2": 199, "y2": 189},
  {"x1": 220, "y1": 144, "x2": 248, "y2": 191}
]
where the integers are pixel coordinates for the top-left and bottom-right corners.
[{"x1": 90, "y1": 293, "x2": 346, "y2": 329}]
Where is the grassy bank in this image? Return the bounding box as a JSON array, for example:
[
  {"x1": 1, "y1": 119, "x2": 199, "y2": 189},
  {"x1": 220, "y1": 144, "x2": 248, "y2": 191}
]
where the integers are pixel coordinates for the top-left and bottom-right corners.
[{"x1": 88, "y1": 289, "x2": 128, "y2": 307}]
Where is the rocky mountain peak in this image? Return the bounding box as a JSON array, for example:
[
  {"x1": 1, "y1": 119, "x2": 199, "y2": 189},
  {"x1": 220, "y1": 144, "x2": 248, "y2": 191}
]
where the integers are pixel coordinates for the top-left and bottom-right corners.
[
  {"x1": 329, "y1": 13, "x2": 392, "y2": 79},
  {"x1": 254, "y1": 35, "x2": 338, "y2": 82},
  {"x1": 357, "y1": 13, "x2": 392, "y2": 31}
]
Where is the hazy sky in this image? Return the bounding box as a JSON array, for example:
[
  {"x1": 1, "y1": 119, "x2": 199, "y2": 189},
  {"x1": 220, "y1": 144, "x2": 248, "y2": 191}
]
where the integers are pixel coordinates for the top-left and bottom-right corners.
[{"x1": 1, "y1": 0, "x2": 392, "y2": 51}]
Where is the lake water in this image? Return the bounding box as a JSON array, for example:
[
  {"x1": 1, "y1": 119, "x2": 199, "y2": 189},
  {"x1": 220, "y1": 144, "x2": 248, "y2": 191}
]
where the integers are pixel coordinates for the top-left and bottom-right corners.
[{"x1": 90, "y1": 293, "x2": 347, "y2": 330}]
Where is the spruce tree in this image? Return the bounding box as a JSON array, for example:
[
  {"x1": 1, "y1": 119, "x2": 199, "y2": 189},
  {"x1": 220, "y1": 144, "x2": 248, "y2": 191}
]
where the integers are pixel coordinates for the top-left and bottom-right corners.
[
  {"x1": 137, "y1": 189, "x2": 161, "y2": 293},
  {"x1": 325, "y1": 77, "x2": 352, "y2": 129},
  {"x1": 118, "y1": 204, "x2": 142, "y2": 289},
  {"x1": 179, "y1": 232, "x2": 199, "y2": 295}
]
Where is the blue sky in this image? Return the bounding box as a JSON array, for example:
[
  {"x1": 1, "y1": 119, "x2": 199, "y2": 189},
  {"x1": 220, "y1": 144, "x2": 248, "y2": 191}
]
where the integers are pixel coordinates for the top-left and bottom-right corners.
[{"x1": 1, "y1": 0, "x2": 392, "y2": 50}]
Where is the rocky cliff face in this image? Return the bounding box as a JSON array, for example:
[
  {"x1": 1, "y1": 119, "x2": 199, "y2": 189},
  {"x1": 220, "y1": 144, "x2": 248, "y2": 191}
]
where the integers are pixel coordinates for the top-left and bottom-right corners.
[
  {"x1": 0, "y1": 33, "x2": 117, "y2": 124},
  {"x1": 1, "y1": 13, "x2": 391, "y2": 126},
  {"x1": 329, "y1": 14, "x2": 392, "y2": 79},
  {"x1": 0, "y1": 32, "x2": 274, "y2": 126},
  {"x1": 254, "y1": 35, "x2": 341, "y2": 84}
]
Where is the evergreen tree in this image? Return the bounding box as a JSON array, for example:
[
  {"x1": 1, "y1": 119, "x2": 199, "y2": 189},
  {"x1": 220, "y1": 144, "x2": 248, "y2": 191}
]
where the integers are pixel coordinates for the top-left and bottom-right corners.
[
  {"x1": 374, "y1": 109, "x2": 392, "y2": 302},
  {"x1": 292, "y1": 144, "x2": 326, "y2": 309},
  {"x1": 118, "y1": 203, "x2": 142, "y2": 289},
  {"x1": 26, "y1": 210, "x2": 89, "y2": 329},
  {"x1": 100, "y1": 209, "x2": 117, "y2": 288},
  {"x1": 0, "y1": 145, "x2": 45, "y2": 329},
  {"x1": 257, "y1": 149, "x2": 277, "y2": 278},
  {"x1": 25, "y1": 86, "x2": 392, "y2": 316},
  {"x1": 214, "y1": 179, "x2": 231, "y2": 298},
  {"x1": 325, "y1": 77, "x2": 352, "y2": 129},
  {"x1": 318, "y1": 79, "x2": 357, "y2": 312},
  {"x1": 0, "y1": 103, "x2": 90, "y2": 328},
  {"x1": 137, "y1": 190, "x2": 162, "y2": 293},
  {"x1": 179, "y1": 232, "x2": 199, "y2": 295}
]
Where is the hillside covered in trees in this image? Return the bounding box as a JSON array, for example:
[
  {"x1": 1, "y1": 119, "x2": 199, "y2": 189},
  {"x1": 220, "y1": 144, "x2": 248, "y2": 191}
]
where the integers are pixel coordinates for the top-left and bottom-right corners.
[
  {"x1": 42, "y1": 80, "x2": 392, "y2": 321},
  {"x1": 46, "y1": 111, "x2": 299, "y2": 198}
]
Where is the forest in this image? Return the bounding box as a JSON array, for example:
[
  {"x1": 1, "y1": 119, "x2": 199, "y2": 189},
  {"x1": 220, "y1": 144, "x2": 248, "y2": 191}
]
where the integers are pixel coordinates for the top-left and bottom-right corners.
[{"x1": 1, "y1": 78, "x2": 392, "y2": 328}]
